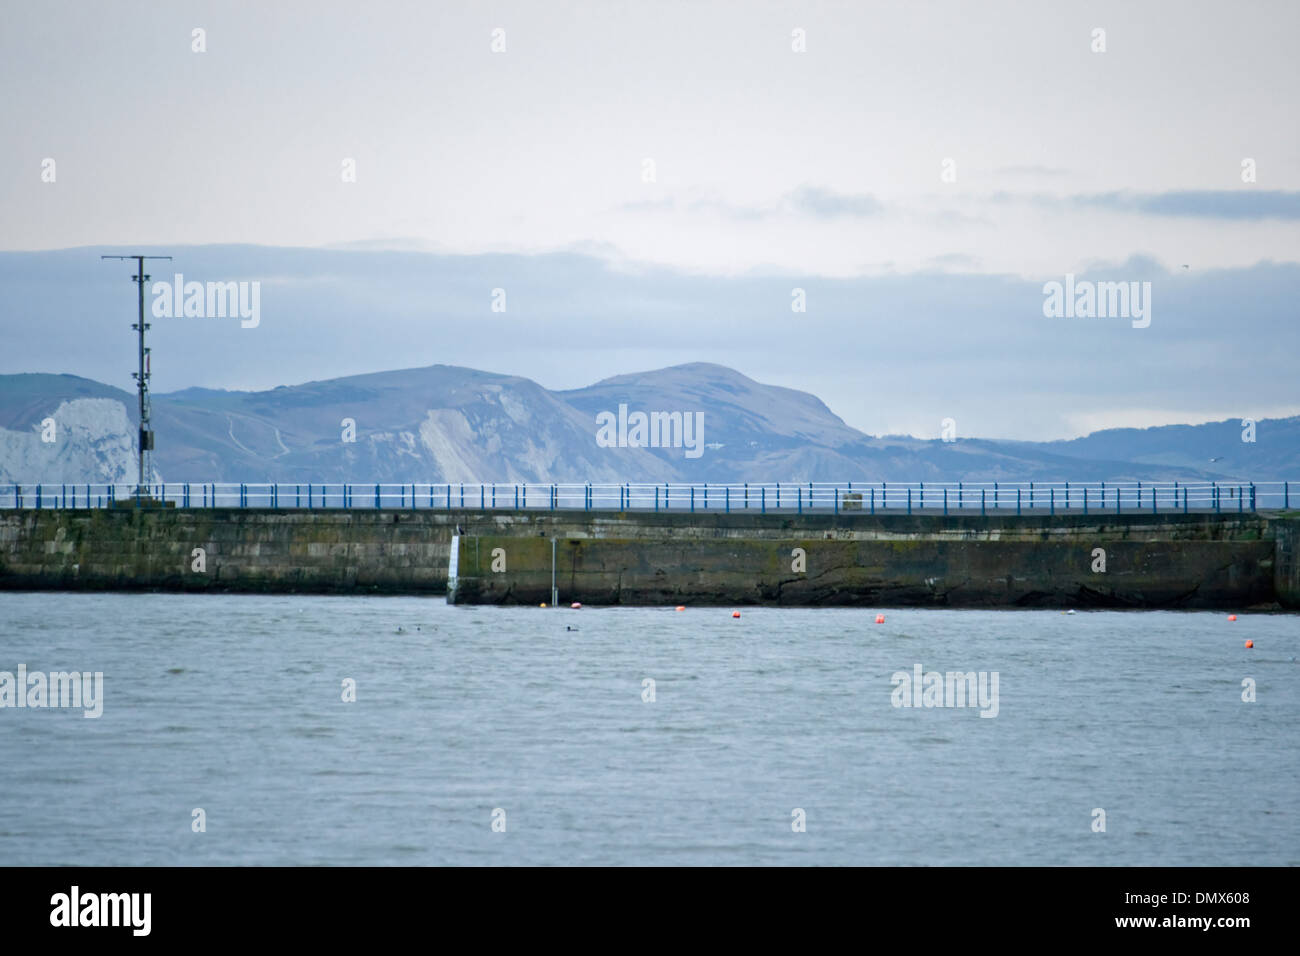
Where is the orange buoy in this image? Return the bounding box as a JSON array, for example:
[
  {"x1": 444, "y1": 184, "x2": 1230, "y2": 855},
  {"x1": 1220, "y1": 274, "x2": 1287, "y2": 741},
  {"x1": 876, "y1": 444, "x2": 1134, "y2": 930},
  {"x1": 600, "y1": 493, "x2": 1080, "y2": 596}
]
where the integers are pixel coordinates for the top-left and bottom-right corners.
[
  {"x1": 732, "y1": 611, "x2": 741, "y2": 618},
  {"x1": 1245, "y1": 640, "x2": 1254, "y2": 648},
  {"x1": 875, "y1": 614, "x2": 886, "y2": 624},
  {"x1": 571, "y1": 602, "x2": 582, "y2": 609},
  {"x1": 1228, "y1": 614, "x2": 1238, "y2": 621},
  {"x1": 675, "y1": 605, "x2": 686, "y2": 612}
]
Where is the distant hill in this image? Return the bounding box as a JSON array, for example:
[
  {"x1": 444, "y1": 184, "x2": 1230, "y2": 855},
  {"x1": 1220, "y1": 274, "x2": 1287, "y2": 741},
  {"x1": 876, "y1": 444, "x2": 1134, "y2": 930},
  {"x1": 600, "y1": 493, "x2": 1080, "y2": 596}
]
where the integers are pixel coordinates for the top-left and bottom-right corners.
[
  {"x1": 0, "y1": 364, "x2": 1295, "y2": 484},
  {"x1": 1003, "y1": 417, "x2": 1300, "y2": 480}
]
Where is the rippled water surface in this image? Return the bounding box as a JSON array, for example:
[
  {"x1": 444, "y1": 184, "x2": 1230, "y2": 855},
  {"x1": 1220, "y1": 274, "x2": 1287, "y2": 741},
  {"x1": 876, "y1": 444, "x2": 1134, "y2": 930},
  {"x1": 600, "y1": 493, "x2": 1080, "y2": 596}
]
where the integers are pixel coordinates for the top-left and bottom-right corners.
[{"x1": 0, "y1": 593, "x2": 1295, "y2": 865}]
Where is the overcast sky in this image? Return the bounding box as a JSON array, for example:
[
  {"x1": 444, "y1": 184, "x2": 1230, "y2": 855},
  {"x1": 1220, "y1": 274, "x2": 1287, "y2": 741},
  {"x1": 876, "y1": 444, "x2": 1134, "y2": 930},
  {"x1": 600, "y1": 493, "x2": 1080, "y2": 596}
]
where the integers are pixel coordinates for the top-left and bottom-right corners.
[{"x1": 1, "y1": 0, "x2": 1297, "y2": 439}]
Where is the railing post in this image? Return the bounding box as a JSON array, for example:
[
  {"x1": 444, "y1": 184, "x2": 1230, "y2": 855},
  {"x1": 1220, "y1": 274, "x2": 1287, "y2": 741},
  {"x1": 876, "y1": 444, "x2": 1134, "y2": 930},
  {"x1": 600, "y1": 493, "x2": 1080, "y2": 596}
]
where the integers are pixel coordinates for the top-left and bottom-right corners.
[
  {"x1": 1286, "y1": 480, "x2": 1290, "y2": 509},
  {"x1": 919, "y1": 481, "x2": 924, "y2": 510},
  {"x1": 958, "y1": 481, "x2": 962, "y2": 509},
  {"x1": 655, "y1": 486, "x2": 660, "y2": 512},
  {"x1": 943, "y1": 488, "x2": 948, "y2": 515},
  {"x1": 870, "y1": 487, "x2": 875, "y2": 515},
  {"x1": 761, "y1": 487, "x2": 765, "y2": 514},
  {"x1": 1183, "y1": 486, "x2": 1188, "y2": 513},
  {"x1": 994, "y1": 481, "x2": 999, "y2": 509},
  {"x1": 1250, "y1": 482, "x2": 1256, "y2": 511},
  {"x1": 1050, "y1": 487, "x2": 1054, "y2": 516},
  {"x1": 797, "y1": 487, "x2": 802, "y2": 515},
  {"x1": 726, "y1": 487, "x2": 730, "y2": 513},
  {"x1": 1083, "y1": 486, "x2": 1088, "y2": 515},
  {"x1": 1016, "y1": 488, "x2": 1021, "y2": 516},
  {"x1": 981, "y1": 488, "x2": 986, "y2": 516},
  {"x1": 1028, "y1": 481, "x2": 1033, "y2": 510},
  {"x1": 906, "y1": 487, "x2": 911, "y2": 515},
  {"x1": 882, "y1": 482, "x2": 886, "y2": 510}
]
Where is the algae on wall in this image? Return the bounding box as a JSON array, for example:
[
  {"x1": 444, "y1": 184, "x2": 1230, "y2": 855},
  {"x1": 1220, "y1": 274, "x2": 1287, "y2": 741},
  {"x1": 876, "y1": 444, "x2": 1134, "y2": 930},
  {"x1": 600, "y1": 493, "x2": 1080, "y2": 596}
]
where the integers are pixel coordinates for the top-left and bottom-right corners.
[{"x1": 1, "y1": 508, "x2": 1293, "y2": 608}]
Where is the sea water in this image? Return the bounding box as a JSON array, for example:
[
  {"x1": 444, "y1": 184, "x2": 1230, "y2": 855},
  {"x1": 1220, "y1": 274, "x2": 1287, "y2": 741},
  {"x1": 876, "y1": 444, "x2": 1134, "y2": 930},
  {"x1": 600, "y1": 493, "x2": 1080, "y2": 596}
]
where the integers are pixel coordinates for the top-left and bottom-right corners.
[{"x1": 0, "y1": 593, "x2": 1295, "y2": 866}]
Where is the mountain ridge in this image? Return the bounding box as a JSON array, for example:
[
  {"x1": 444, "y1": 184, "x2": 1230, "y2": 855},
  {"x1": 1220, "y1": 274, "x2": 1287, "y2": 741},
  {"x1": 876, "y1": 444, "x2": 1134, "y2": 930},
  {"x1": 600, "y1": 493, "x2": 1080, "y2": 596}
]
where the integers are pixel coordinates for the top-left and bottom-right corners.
[{"x1": 0, "y1": 364, "x2": 1293, "y2": 484}]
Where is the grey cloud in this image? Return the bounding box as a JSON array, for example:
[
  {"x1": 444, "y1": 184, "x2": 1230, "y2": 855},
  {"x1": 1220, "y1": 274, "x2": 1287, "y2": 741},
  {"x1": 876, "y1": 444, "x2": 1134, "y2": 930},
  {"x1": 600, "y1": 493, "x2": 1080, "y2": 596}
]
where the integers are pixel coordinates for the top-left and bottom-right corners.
[
  {"x1": 622, "y1": 185, "x2": 885, "y2": 222},
  {"x1": 784, "y1": 186, "x2": 884, "y2": 219},
  {"x1": 1072, "y1": 190, "x2": 1300, "y2": 220}
]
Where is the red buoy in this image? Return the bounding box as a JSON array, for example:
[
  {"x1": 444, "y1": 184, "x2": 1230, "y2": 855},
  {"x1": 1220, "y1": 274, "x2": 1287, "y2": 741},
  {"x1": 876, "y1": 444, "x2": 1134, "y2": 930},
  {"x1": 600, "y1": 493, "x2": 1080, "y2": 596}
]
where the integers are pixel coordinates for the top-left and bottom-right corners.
[
  {"x1": 1245, "y1": 640, "x2": 1254, "y2": 648},
  {"x1": 571, "y1": 602, "x2": 582, "y2": 609},
  {"x1": 1228, "y1": 614, "x2": 1238, "y2": 622},
  {"x1": 732, "y1": 611, "x2": 741, "y2": 618},
  {"x1": 875, "y1": 614, "x2": 885, "y2": 624},
  {"x1": 675, "y1": 605, "x2": 686, "y2": 612}
]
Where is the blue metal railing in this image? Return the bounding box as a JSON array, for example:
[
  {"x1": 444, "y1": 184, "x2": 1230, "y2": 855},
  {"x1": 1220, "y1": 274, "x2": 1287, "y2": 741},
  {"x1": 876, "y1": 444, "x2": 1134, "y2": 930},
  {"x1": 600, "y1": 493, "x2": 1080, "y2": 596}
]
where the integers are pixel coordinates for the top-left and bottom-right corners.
[{"x1": 0, "y1": 480, "x2": 1293, "y2": 514}]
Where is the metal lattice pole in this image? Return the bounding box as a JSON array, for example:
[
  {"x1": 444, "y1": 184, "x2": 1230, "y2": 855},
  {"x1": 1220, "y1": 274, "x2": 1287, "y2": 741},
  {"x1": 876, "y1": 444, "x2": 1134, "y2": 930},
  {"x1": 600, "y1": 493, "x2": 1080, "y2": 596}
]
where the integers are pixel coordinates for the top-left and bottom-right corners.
[{"x1": 102, "y1": 254, "x2": 171, "y2": 496}]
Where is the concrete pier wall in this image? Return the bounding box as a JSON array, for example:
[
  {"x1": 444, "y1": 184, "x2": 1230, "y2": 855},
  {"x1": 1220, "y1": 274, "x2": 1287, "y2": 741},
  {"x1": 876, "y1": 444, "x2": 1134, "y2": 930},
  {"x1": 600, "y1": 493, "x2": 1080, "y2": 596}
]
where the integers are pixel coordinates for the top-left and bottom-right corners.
[
  {"x1": 449, "y1": 512, "x2": 1288, "y2": 609},
  {"x1": 2, "y1": 507, "x2": 1295, "y2": 608}
]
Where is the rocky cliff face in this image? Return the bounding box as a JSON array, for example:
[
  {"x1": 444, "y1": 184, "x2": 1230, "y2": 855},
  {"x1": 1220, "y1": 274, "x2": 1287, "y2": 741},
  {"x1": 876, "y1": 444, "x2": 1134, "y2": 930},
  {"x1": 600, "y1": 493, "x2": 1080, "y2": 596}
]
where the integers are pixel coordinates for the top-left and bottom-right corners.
[{"x1": 0, "y1": 398, "x2": 146, "y2": 484}]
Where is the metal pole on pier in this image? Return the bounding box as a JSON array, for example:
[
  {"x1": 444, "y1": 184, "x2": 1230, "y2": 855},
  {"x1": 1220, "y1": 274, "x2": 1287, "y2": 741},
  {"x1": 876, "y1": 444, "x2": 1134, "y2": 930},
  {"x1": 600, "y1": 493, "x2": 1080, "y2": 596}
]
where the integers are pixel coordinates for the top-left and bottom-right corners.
[{"x1": 102, "y1": 254, "x2": 171, "y2": 496}]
